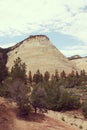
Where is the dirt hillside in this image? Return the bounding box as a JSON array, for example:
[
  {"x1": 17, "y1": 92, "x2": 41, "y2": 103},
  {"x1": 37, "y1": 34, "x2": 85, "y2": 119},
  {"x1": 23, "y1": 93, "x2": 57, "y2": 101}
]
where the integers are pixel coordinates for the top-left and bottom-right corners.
[{"x1": 0, "y1": 97, "x2": 79, "y2": 130}]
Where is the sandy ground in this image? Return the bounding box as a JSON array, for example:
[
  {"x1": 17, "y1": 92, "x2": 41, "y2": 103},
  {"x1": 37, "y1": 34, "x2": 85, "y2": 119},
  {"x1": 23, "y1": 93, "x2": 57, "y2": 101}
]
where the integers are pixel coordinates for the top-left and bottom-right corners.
[
  {"x1": 14, "y1": 113, "x2": 79, "y2": 130},
  {"x1": 0, "y1": 97, "x2": 79, "y2": 130},
  {"x1": 45, "y1": 110, "x2": 87, "y2": 130}
]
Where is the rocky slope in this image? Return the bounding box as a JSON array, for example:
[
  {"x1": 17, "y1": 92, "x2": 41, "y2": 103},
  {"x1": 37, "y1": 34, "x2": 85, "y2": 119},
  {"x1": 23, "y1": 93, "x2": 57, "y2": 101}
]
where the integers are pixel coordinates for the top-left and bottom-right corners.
[
  {"x1": 68, "y1": 55, "x2": 82, "y2": 60},
  {"x1": 6, "y1": 35, "x2": 77, "y2": 75},
  {"x1": 69, "y1": 55, "x2": 87, "y2": 72}
]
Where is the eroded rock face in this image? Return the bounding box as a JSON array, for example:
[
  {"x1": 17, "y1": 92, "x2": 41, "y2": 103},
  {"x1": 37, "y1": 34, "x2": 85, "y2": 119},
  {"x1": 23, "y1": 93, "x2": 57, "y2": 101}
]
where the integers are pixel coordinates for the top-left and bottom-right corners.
[
  {"x1": 68, "y1": 55, "x2": 87, "y2": 72},
  {"x1": 6, "y1": 35, "x2": 77, "y2": 74},
  {"x1": 70, "y1": 57, "x2": 87, "y2": 72}
]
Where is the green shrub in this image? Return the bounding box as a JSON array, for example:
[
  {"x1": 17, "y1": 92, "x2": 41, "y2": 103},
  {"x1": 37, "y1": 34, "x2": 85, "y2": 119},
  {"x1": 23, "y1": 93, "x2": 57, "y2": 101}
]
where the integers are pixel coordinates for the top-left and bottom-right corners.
[
  {"x1": 6, "y1": 79, "x2": 31, "y2": 116},
  {"x1": 61, "y1": 116, "x2": 65, "y2": 121},
  {"x1": 79, "y1": 125, "x2": 83, "y2": 129},
  {"x1": 31, "y1": 81, "x2": 80, "y2": 112},
  {"x1": 57, "y1": 91, "x2": 80, "y2": 111},
  {"x1": 82, "y1": 100, "x2": 87, "y2": 118},
  {"x1": 0, "y1": 77, "x2": 13, "y2": 98},
  {"x1": 30, "y1": 83, "x2": 48, "y2": 113},
  {"x1": 18, "y1": 98, "x2": 31, "y2": 116}
]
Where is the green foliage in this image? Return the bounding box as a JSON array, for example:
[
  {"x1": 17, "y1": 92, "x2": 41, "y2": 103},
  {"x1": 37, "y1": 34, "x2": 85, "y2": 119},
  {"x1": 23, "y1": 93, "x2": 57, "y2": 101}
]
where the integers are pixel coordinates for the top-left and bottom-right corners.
[
  {"x1": 18, "y1": 97, "x2": 31, "y2": 115},
  {"x1": 59, "y1": 71, "x2": 81, "y2": 88},
  {"x1": 82, "y1": 100, "x2": 87, "y2": 118},
  {"x1": 31, "y1": 80, "x2": 80, "y2": 112},
  {"x1": 11, "y1": 57, "x2": 26, "y2": 81},
  {"x1": 33, "y1": 70, "x2": 43, "y2": 84},
  {"x1": 54, "y1": 70, "x2": 59, "y2": 81},
  {"x1": 0, "y1": 59, "x2": 8, "y2": 84},
  {"x1": 61, "y1": 116, "x2": 65, "y2": 121},
  {"x1": 79, "y1": 125, "x2": 83, "y2": 129},
  {"x1": 65, "y1": 76, "x2": 80, "y2": 88},
  {"x1": 44, "y1": 81, "x2": 61, "y2": 110},
  {"x1": 60, "y1": 70, "x2": 66, "y2": 79},
  {"x1": 28, "y1": 71, "x2": 32, "y2": 83},
  {"x1": 80, "y1": 69, "x2": 86, "y2": 77},
  {"x1": 30, "y1": 83, "x2": 47, "y2": 113},
  {"x1": 57, "y1": 90, "x2": 80, "y2": 111},
  {"x1": 7, "y1": 79, "x2": 31, "y2": 115},
  {"x1": 0, "y1": 85, "x2": 9, "y2": 97},
  {"x1": 0, "y1": 56, "x2": 84, "y2": 115},
  {"x1": 44, "y1": 71, "x2": 50, "y2": 82},
  {"x1": 0, "y1": 77, "x2": 12, "y2": 97}
]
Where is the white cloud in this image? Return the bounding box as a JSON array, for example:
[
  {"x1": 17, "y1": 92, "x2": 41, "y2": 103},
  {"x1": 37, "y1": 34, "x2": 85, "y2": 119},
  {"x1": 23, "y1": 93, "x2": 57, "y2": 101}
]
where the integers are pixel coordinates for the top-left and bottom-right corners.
[
  {"x1": 61, "y1": 45, "x2": 87, "y2": 57},
  {"x1": 0, "y1": 0, "x2": 87, "y2": 44},
  {"x1": 0, "y1": 43, "x2": 16, "y2": 48}
]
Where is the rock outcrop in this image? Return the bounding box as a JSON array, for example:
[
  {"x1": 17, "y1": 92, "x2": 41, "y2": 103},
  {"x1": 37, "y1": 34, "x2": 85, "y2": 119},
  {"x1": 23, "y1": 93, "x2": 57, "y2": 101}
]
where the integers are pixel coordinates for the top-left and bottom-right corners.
[
  {"x1": 6, "y1": 35, "x2": 77, "y2": 74},
  {"x1": 68, "y1": 55, "x2": 82, "y2": 60},
  {"x1": 70, "y1": 57, "x2": 87, "y2": 72}
]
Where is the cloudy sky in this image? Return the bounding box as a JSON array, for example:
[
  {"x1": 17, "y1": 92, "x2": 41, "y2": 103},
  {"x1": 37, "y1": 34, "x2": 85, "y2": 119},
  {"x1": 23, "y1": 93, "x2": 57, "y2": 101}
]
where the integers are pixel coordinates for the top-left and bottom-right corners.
[{"x1": 0, "y1": 0, "x2": 87, "y2": 57}]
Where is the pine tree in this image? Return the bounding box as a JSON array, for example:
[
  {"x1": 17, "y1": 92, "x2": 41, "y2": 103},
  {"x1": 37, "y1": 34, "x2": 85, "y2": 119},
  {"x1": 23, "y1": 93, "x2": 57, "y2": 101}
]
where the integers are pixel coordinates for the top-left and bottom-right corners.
[
  {"x1": 60, "y1": 70, "x2": 66, "y2": 79},
  {"x1": 54, "y1": 70, "x2": 59, "y2": 81},
  {"x1": 0, "y1": 59, "x2": 8, "y2": 85},
  {"x1": 33, "y1": 70, "x2": 43, "y2": 84},
  {"x1": 31, "y1": 84, "x2": 47, "y2": 113},
  {"x1": 44, "y1": 71, "x2": 50, "y2": 82},
  {"x1": 51, "y1": 74, "x2": 55, "y2": 81},
  {"x1": 11, "y1": 57, "x2": 26, "y2": 81},
  {"x1": 76, "y1": 71, "x2": 79, "y2": 78},
  {"x1": 28, "y1": 71, "x2": 32, "y2": 83},
  {"x1": 70, "y1": 70, "x2": 75, "y2": 77}
]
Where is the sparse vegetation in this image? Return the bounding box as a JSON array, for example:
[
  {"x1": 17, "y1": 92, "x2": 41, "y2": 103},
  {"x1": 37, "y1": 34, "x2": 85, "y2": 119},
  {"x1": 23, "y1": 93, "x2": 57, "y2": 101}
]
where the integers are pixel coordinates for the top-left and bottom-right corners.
[
  {"x1": 74, "y1": 115, "x2": 77, "y2": 118},
  {"x1": 61, "y1": 116, "x2": 65, "y2": 121},
  {"x1": 79, "y1": 125, "x2": 83, "y2": 129},
  {"x1": 0, "y1": 57, "x2": 87, "y2": 119}
]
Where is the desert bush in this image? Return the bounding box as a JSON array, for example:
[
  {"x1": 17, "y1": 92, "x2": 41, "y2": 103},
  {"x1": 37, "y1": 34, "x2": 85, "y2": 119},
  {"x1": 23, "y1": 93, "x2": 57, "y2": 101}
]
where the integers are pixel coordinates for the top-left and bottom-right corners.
[
  {"x1": 82, "y1": 100, "x2": 87, "y2": 118},
  {"x1": 7, "y1": 79, "x2": 31, "y2": 115},
  {"x1": 0, "y1": 77, "x2": 13, "y2": 97},
  {"x1": 61, "y1": 116, "x2": 65, "y2": 121},
  {"x1": 79, "y1": 125, "x2": 83, "y2": 129},
  {"x1": 0, "y1": 85, "x2": 10, "y2": 97},
  {"x1": 0, "y1": 78, "x2": 31, "y2": 116}
]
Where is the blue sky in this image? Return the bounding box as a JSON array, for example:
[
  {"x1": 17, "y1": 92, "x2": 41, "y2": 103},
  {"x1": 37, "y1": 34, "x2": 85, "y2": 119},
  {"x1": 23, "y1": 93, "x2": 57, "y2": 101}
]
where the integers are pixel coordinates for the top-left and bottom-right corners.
[{"x1": 0, "y1": 0, "x2": 87, "y2": 57}]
